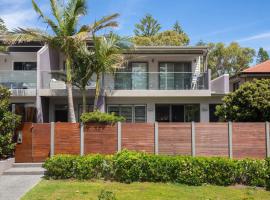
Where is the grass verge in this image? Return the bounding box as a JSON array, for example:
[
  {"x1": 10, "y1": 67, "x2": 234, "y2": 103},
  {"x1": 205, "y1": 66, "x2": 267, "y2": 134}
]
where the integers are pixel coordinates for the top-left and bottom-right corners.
[{"x1": 21, "y1": 180, "x2": 270, "y2": 200}]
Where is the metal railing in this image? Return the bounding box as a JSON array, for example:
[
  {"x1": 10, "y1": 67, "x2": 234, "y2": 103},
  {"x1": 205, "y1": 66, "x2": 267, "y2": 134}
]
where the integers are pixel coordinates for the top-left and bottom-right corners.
[{"x1": 104, "y1": 72, "x2": 209, "y2": 90}]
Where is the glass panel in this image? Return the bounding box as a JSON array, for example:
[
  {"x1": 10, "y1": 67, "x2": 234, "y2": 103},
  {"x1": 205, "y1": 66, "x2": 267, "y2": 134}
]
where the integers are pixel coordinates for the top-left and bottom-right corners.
[
  {"x1": 171, "y1": 105, "x2": 184, "y2": 122},
  {"x1": 132, "y1": 63, "x2": 148, "y2": 89},
  {"x1": 108, "y1": 106, "x2": 120, "y2": 116},
  {"x1": 185, "y1": 104, "x2": 200, "y2": 122},
  {"x1": 156, "y1": 105, "x2": 170, "y2": 122},
  {"x1": 14, "y1": 103, "x2": 36, "y2": 122},
  {"x1": 135, "y1": 106, "x2": 146, "y2": 122},
  {"x1": 14, "y1": 62, "x2": 37, "y2": 71},
  {"x1": 120, "y1": 106, "x2": 133, "y2": 122},
  {"x1": 115, "y1": 73, "x2": 131, "y2": 89}
]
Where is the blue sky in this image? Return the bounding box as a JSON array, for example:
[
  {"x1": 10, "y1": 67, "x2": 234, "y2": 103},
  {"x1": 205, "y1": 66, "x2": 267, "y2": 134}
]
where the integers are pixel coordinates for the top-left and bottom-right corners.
[{"x1": 1, "y1": 0, "x2": 270, "y2": 52}]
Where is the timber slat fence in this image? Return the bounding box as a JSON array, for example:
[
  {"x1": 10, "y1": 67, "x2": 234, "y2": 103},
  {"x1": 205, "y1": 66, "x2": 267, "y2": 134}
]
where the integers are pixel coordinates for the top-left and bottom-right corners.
[{"x1": 15, "y1": 122, "x2": 270, "y2": 163}]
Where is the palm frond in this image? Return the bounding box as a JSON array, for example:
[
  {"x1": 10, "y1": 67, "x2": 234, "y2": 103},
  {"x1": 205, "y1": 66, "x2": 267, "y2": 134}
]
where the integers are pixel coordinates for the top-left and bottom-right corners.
[
  {"x1": 50, "y1": 0, "x2": 62, "y2": 26},
  {"x1": 32, "y1": 0, "x2": 60, "y2": 35},
  {"x1": 4, "y1": 28, "x2": 52, "y2": 44},
  {"x1": 78, "y1": 13, "x2": 119, "y2": 34}
]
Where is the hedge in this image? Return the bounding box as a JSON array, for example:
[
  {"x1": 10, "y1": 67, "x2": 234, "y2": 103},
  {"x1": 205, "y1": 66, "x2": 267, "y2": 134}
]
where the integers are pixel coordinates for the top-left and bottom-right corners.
[{"x1": 43, "y1": 150, "x2": 270, "y2": 187}]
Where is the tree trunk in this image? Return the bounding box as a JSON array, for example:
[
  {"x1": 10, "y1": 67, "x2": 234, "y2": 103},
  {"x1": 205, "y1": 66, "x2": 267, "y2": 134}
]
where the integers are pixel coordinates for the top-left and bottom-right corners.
[
  {"x1": 94, "y1": 73, "x2": 100, "y2": 111},
  {"x1": 82, "y1": 88, "x2": 87, "y2": 114},
  {"x1": 66, "y1": 56, "x2": 76, "y2": 122}
]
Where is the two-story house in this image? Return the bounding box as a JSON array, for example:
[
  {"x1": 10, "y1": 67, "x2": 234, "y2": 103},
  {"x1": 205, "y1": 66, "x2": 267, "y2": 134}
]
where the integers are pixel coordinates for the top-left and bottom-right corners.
[{"x1": 0, "y1": 42, "x2": 229, "y2": 123}]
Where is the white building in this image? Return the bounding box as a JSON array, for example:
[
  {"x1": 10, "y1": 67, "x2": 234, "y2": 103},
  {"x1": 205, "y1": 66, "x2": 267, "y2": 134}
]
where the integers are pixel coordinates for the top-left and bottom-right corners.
[{"x1": 0, "y1": 43, "x2": 229, "y2": 123}]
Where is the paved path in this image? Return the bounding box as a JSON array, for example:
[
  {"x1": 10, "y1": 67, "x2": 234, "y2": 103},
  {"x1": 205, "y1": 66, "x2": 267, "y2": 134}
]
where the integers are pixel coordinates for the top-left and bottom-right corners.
[{"x1": 0, "y1": 175, "x2": 42, "y2": 200}]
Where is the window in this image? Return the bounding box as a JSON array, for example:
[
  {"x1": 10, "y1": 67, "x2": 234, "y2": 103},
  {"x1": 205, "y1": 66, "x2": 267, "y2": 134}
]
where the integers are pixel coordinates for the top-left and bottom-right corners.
[
  {"x1": 209, "y1": 104, "x2": 221, "y2": 122},
  {"x1": 54, "y1": 105, "x2": 68, "y2": 122},
  {"x1": 78, "y1": 104, "x2": 94, "y2": 117},
  {"x1": 159, "y1": 62, "x2": 192, "y2": 90},
  {"x1": 233, "y1": 82, "x2": 240, "y2": 91},
  {"x1": 115, "y1": 62, "x2": 148, "y2": 90},
  {"x1": 14, "y1": 62, "x2": 37, "y2": 71},
  {"x1": 12, "y1": 103, "x2": 36, "y2": 122},
  {"x1": 185, "y1": 104, "x2": 200, "y2": 122},
  {"x1": 107, "y1": 105, "x2": 146, "y2": 123},
  {"x1": 156, "y1": 104, "x2": 200, "y2": 122}
]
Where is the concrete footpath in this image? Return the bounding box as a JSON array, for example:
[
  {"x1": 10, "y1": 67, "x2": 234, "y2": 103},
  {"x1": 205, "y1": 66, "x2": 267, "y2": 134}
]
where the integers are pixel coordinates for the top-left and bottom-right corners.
[
  {"x1": 0, "y1": 163, "x2": 44, "y2": 200},
  {"x1": 0, "y1": 175, "x2": 42, "y2": 200}
]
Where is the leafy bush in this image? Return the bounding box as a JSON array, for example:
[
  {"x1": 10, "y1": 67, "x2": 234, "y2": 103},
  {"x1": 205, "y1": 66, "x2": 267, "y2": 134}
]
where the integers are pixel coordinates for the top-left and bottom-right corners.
[
  {"x1": 216, "y1": 79, "x2": 270, "y2": 122},
  {"x1": 80, "y1": 111, "x2": 125, "y2": 124},
  {"x1": 0, "y1": 86, "x2": 21, "y2": 159},
  {"x1": 43, "y1": 150, "x2": 269, "y2": 187}
]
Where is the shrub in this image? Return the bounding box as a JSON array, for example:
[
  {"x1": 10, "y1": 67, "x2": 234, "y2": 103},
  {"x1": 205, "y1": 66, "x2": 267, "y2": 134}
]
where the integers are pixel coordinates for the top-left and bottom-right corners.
[
  {"x1": 0, "y1": 86, "x2": 21, "y2": 159},
  {"x1": 80, "y1": 111, "x2": 125, "y2": 124},
  {"x1": 44, "y1": 150, "x2": 269, "y2": 187}
]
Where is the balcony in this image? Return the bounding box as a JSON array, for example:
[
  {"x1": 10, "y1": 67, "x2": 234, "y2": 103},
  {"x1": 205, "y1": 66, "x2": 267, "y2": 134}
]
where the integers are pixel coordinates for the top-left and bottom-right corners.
[
  {"x1": 0, "y1": 71, "x2": 37, "y2": 89},
  {"x1": 104, "y1": 72, "x2": 211, "y2": 97}
]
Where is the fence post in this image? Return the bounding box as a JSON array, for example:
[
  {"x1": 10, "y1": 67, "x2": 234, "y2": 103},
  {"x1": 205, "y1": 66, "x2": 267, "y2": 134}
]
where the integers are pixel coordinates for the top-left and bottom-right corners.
[
  {"x1": 50, "y1": 122, "x2": 55, "y2": 157},
  {"x1": 266, "y1": 121, "x2": 270, "y2": 158},
  {"x1": 117, "y1": 122, "x2": 122, "y2": 152},
  {"x1": 154, "y1": 122, "x2": 159, "y2": 155},
  {"x1": 80, "y1": 123, "x2": 84, "y2": 156},
  {"x1": 191, "y1": 121, "x2": 196, "y2": 157},
  {"x1": 228, "y1": 121, "x2": 233, "y2": 158}
]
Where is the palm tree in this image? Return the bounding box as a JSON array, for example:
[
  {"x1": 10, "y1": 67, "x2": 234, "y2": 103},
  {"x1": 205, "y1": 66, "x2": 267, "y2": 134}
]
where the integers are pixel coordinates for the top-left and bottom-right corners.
[
  {"x1": 72, "y1": 43, "x2": 94, "y2": 113},
  {"x1": 3, "y1": 0, "x2": 119, "y2": 122},
  {"x1": 91, "y1": 33, "x2": 131, "y2": 110}
]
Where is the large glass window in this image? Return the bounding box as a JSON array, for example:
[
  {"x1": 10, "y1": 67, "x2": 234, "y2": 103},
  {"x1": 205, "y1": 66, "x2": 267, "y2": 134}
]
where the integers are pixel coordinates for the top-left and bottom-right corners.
[
  {"x1": 14, "y1": 62, "x2": 37, "y2": 71},
  {"x1": 159, "y1": 62, "x2": 192, "y2": 90},
  {"x1": 108, "y1": 105, "x2": 146, "y2": 123},
  {"x1": 115, "y1": 62, "x2": 148, "y2": 90},
  {"x1": 12, "y1": 103, "x2": 36, "y2": 122},
  {"x1": 156, "y1": 104, "x2": 200, "y2": 122}
]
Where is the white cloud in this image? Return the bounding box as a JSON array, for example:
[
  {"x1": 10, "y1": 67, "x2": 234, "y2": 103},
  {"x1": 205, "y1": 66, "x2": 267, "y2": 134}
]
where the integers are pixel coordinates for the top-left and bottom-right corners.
[
  {"x1": 0, "y1": 0, "x2": 49, "y2": 30},
  {"x1": 237, "y1": 32, "x2": 270, "y2": 42},
  {"x1": 1, "y1": 9, "x2": 38, "y2": 29}
]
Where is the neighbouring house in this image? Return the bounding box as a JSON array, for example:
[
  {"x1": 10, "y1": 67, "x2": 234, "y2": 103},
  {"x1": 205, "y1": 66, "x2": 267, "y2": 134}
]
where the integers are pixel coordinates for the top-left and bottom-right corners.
[
  {"x1": 230, "y1": 60, "x2": 270, "y2": 92},
  {"x1": 0, "y1": 42, "x2": 229, "y2": 123}
]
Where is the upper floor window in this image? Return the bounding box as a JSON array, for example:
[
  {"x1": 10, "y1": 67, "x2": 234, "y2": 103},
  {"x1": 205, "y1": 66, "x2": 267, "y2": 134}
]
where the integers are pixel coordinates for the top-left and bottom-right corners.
[
  {"x1": 159, "y1": 62, "x2": 192, "y2": 90},
  {"x1": 115, "y1": 62, "x2": 148, "y2": 90},
  {"x1": 14, "y1": 62, "x2": 37, "y2": 71}
]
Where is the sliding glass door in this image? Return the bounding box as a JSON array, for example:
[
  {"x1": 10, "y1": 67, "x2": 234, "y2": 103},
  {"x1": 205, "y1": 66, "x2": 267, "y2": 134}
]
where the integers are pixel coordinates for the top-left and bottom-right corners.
[
  {"x1": 115, "y1": 63, "x2": 148, "y2": 90},
  {"x1": 159, "y1": 62, "x2": 192, "y2": 90}
]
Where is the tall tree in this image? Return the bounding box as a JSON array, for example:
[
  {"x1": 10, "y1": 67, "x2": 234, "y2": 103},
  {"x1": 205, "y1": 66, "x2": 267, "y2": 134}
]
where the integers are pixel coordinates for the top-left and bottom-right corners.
[
  {"x1": 72, "y1": 43, "x2": 94, "y2": 114},
  {"x1": 256, "y1": 47, "x2": 269, "y2": 64},
  {"x1": 207, "y1": 42, "x2": 255, "y2": 78},
  {"x1": 4, "y1": 0, "x2": 119, "y2": 122},
  {"x1": 173, "y1": 21, "x2": 184, "y2": 34},
  {"x1": 134, "y1": 14, "x2": 161, "y2": 36},
  {"x1": 133, "y1": 30, "x2": 189, "y2": 46}
]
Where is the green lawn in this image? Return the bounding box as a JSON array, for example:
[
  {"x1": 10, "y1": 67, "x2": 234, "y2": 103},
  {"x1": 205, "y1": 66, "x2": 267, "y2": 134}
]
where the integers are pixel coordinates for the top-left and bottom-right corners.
[{"x1": 22, "y1": 180, "x2": 270, "y2": 200}]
